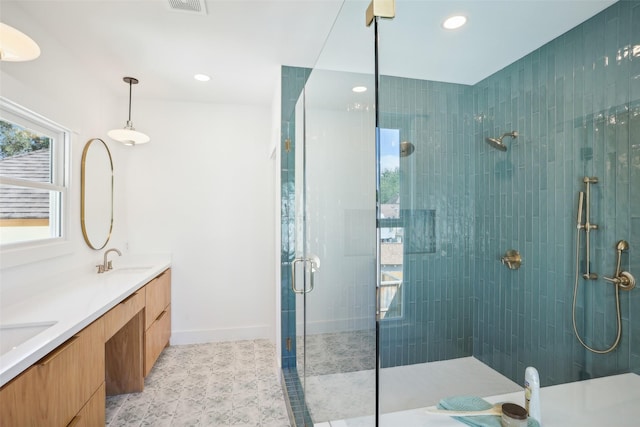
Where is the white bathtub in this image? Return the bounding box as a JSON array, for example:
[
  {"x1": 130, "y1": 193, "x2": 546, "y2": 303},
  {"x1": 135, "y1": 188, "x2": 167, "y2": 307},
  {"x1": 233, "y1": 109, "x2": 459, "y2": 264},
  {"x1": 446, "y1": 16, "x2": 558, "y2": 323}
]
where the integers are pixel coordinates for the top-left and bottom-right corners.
[
  {"x1": 308, "y1": 356, "x2": 522, "y2": 423},
  {"x1": 322, "y1": 371, "x2": 640, "y2": 426}
]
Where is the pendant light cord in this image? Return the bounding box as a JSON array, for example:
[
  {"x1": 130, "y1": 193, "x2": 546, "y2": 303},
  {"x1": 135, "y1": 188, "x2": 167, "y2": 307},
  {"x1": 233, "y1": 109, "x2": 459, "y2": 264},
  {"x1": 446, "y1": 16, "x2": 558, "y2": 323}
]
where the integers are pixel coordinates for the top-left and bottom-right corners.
[{"x1": 128, "y1": 79, "x2": 133, "y2": 122}]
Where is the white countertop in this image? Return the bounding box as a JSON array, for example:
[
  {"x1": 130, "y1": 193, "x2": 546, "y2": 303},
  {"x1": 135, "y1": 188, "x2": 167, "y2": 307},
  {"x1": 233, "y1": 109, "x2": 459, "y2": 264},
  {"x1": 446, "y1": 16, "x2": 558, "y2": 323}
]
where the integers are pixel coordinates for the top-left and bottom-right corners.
[
  {"x1": 0, "y1": 254, "x2": 171, "y2": 387},
  {"x1": 369, "y1": 372, "x2": 640, "y2": 426}
]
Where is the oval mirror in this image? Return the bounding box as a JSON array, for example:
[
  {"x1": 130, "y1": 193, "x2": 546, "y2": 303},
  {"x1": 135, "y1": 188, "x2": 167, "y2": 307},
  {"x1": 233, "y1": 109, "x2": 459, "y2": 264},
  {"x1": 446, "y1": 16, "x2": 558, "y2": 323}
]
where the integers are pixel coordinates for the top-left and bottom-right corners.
[{"x1": 81, "y1": 138, "x2": 113, "y2": 250}]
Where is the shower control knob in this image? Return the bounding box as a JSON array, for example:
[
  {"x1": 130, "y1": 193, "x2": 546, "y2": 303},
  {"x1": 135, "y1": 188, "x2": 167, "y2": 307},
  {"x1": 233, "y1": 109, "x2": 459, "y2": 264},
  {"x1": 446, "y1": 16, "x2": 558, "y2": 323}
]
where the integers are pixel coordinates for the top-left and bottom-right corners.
[
  {"x1": 603, "y1": 271, "x2": 636, "y2": 291},
  {"x1": 501, "y1": 249, "x2": 522, "y2": 270}
]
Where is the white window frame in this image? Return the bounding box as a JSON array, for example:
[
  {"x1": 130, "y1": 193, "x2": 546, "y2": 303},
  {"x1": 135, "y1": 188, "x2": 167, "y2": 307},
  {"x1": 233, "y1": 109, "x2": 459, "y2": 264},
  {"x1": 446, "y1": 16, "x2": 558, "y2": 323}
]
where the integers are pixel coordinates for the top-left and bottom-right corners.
[{"x1": 0, "y1": 97, "x2": 72, "y2": 268}]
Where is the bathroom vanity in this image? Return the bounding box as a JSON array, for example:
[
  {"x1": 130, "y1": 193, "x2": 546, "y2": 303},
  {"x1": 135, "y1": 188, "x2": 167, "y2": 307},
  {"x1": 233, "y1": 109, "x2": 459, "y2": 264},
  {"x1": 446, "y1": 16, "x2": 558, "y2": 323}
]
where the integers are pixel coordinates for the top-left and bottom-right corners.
[{"x1": 0, "y1": 257, "x2": 171, "y2": 426}]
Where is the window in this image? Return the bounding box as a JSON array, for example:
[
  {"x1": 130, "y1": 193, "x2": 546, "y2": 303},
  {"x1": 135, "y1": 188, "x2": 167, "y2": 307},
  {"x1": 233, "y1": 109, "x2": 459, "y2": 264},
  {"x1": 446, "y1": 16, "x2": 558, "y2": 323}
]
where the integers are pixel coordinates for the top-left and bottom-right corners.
[
  {"x1": 0, "y1": 98, "x2": 69, "y2": 264},
  {"x1": 378, "y1": 127, "x2": 437, "y2": 320},
  {"x1": 379, "y1": 128, "x2": 403, "y2": 319}
]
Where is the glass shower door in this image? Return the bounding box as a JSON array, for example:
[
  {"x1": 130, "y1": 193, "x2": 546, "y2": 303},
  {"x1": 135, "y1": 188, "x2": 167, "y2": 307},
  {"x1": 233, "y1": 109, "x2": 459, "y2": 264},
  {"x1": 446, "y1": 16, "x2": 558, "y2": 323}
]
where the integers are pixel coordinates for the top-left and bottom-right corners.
[
  {"x1": 293, "y1": 66, "x2": 378, "y2": 424},
  {"x1": 284, "y1": 2, "x2": 378, "y2": 425}
]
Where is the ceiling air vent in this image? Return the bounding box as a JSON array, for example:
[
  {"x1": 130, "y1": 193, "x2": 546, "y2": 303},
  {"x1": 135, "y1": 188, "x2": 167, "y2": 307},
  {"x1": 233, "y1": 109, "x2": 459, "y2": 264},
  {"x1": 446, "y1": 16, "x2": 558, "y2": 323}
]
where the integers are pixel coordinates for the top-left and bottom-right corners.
[{"x1": 167, "y1": 0, "x2": 207, "y2": 15}]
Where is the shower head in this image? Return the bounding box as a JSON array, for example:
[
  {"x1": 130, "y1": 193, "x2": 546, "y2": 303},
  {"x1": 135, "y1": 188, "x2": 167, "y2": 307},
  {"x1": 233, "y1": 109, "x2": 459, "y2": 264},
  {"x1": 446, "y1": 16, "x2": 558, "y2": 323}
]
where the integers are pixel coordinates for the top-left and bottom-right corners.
[
  {"x1": 485, "y1": 131, "x2": 518, "y2": 151},
  {"x1": 486, "y1": 136, "x2": 508, "y2": 151},
  {"x1": 400, "y1": 141, "x2": 415, "y2": 157}
]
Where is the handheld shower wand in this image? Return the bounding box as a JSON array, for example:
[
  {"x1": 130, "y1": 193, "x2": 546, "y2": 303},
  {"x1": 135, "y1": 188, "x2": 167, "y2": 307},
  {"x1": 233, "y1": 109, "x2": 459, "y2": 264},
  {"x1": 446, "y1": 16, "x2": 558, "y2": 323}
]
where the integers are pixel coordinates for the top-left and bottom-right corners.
[
  {"x1": 614, "y1": 240, "x2": 628, "y2": 276},
  {"x1": 572, "y1": 178, "x2": 636, "y2": 353},
  {"x1": 576, "y1": 191, "x2": 584, "y2": 227}
]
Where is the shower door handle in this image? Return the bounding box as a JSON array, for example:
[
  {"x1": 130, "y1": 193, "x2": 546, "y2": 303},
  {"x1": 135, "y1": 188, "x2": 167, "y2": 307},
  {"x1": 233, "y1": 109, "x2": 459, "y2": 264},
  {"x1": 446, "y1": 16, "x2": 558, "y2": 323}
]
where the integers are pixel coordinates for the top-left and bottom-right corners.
[
  {"x1": 291, "y1": 258, "x2": 306, "y2": 294},
  {"x1": 291, "y1": 256, "x2": 320, "y2": 294}
]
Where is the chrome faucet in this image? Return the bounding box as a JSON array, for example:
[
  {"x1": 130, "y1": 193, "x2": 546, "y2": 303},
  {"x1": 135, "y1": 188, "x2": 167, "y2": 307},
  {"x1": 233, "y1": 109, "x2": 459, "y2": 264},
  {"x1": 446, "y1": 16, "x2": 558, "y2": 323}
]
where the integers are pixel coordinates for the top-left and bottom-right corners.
[{"x1": 97, "y1": 248, "x2": 122, "y2": 273}]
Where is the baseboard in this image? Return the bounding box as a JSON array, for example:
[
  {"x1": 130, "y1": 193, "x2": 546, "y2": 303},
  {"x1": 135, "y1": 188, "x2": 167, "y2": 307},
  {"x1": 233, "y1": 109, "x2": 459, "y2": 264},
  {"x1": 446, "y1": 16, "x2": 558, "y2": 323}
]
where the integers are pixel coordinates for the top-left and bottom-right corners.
[{"x1": 170, "y1": 325, "x2": 274, "y2": 345}]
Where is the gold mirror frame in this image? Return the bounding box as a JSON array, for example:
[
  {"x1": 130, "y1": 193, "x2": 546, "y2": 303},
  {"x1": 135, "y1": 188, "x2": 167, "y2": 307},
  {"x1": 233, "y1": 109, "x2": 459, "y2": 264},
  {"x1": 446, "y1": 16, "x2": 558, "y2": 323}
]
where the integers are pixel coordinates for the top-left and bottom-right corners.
[{"x1": 81, "y1": 138, "x2": 114, "y2": 250}]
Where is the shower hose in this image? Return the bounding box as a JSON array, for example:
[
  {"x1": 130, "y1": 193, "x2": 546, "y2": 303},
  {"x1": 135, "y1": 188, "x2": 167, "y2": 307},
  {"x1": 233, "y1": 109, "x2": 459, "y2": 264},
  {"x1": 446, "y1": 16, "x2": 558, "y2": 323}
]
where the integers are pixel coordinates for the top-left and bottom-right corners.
[{"x1": 571, "y1": 229, "x2": 622, "y2": 354}]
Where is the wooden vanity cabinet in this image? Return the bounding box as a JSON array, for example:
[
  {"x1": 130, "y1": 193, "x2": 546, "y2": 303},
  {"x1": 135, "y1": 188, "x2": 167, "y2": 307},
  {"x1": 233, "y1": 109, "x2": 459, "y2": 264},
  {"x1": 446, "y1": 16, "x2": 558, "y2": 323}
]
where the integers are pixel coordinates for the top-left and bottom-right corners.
[
  {"x1": 0, "y1": 318, "x2": 105, "y2": 427},
  {"x1": 144, "y1": 268, "x2": 171, "y2": 376},
  {"x1": 0, "y1": 268, "x2": 171, "y2": 426},
  {"x1": 71, "y1": 383, "x2": 106, "y2": 427}
]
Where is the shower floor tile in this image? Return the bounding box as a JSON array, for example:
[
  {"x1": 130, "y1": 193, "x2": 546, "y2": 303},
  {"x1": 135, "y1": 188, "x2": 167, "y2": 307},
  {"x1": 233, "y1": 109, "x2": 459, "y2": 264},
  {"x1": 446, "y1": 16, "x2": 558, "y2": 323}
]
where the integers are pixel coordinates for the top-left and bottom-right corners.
[{"x1": 106, "y1": 339, "x2": 291, "y2": 427}]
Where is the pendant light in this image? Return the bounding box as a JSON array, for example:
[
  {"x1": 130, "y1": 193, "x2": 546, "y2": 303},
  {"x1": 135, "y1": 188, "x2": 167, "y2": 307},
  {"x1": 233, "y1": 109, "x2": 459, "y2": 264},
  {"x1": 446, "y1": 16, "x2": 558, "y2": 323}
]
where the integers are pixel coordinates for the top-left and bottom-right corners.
[
  {"x1": 0, "y1": 23, "x2": 41, "y2": 62},
  {"x1": 108, "y1": 77, "x2": 150, "y2": 146}
]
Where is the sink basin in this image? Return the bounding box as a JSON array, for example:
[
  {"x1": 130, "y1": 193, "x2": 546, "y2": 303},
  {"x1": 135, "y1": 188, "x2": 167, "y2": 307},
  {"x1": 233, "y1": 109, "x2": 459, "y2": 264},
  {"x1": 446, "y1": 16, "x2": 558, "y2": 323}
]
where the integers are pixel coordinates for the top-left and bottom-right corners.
[{"x1": 0, "y1": 321, "x2": 57, "y2": 355}]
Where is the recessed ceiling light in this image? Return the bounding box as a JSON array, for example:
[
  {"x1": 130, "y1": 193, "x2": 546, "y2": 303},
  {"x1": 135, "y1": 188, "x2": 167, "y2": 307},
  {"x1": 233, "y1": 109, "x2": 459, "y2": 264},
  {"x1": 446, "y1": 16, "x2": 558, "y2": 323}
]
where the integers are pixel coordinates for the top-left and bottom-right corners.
[
  {"x1": 352, "y1": 86, "x2": 367, "y2": 93},
  {"x1": 442, "y1": 15, "x2": 467, "y2": 30},
  {"x1": 194, "y1": 73, "x2": 211, "y2": 82}
]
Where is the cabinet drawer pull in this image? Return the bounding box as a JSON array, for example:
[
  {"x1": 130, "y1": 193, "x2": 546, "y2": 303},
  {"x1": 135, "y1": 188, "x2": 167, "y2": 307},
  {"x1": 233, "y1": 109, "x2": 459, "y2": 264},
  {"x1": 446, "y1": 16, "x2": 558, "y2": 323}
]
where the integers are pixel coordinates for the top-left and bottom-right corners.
[
  {"x1": 120, "y1": 292, "x2": 138, "y2": 305},
  {"x1": 155, "y1": 310, "x2": 167, "y2": 322},
  {"x1": 66, "y1": 415, "x2": 81, "y2": 427},
  {"x1": 37, "y1": 335, "x2": 79, "y2": 366}
]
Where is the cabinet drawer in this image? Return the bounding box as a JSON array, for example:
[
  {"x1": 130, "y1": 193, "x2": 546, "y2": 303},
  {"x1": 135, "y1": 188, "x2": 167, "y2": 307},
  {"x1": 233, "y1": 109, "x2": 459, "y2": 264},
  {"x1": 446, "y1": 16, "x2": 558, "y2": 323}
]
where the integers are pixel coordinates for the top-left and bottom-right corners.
[
  {"x1": 104, "y1": 291, "x2": 144, "y2": 340},
  {"x1": 144, "y1": 304, "x2": 171, "y2": 377},
  {"x1": 0, "y1": 318, "x2": 104, "y2": 426},
  {"x1": 145, "y1": 269, "x2": 171, "y2": 329},
  {"x1": 66, "y1": 382, "x2": 105, "y2": 427}
]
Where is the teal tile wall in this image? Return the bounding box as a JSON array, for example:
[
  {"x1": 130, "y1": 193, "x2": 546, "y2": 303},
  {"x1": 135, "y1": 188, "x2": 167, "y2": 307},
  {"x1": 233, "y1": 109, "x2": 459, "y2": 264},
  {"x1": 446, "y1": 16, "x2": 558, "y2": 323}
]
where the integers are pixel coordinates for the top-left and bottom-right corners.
[
  {"x1": 378, "y1": 77, "x2": 475, "y2": 367},
  {"x1": 473, "y1": 0, "x2": 639, "y2": 385}
]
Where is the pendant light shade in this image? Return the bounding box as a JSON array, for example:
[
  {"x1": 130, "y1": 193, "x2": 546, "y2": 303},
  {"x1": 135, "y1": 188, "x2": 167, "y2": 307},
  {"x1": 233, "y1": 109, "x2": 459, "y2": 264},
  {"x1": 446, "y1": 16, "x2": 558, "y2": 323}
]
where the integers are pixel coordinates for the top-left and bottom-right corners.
[
  {"x1": 108, "y1": 77, "x2": 150, "y2": 145},
  {"x1": 0, "y1": 23, "x2": 41, "y2": 62}
]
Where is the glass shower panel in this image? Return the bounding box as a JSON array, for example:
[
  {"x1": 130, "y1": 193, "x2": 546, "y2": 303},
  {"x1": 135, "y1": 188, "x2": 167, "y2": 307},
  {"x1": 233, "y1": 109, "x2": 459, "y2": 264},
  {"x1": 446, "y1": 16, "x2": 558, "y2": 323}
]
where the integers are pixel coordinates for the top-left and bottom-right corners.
[
  {"x1": 375, "y1": 1, "x2": 521, "y2": 420},
  {"x1": 290, "y1": 1, "x2": 377, "y2": 425},
  {"x1": 299, "y1": 68, "x2": 377, "y2": 425},
  {"x1": 293, "y1": 91, "x2": 306, "y2": 410},
  {"x1": 375, "y1": 1, "x2": 638, "y2": 424}
]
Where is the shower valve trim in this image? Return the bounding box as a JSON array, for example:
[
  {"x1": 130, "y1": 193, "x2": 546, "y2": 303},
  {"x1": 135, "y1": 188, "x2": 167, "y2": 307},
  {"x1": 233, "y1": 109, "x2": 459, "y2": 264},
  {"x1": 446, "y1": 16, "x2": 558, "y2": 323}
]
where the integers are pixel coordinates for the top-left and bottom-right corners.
[{"x1": 603, "y1": 240, "x2": 636, "y2": 291}]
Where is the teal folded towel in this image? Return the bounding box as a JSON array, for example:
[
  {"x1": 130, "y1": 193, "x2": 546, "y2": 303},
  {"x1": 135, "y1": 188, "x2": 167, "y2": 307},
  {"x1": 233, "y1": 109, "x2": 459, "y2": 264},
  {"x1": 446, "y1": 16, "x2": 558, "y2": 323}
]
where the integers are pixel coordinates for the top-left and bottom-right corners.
[
  {"x1": 438, "y1": 396, "x2": 540, "y2": 427},
  {"x1": 438, "y1": 396, "x2": 500, "y2": 427}
]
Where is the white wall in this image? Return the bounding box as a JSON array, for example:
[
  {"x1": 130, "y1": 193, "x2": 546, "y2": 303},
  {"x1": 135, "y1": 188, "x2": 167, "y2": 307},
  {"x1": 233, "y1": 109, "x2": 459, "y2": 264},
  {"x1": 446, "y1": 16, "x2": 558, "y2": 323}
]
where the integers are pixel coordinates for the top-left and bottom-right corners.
[
  {"x1": 123, "y1": 99, "x2": 275, "y2": 344},
  {"x1": 271, "y1": 80, "x2": 283, "y2": 365},
  {"x1": 0, "y1": 3, "x2": 278, "y2": 345},
  {"x1": 0, "y1": 4, "x2": 128, "y2": 304}
]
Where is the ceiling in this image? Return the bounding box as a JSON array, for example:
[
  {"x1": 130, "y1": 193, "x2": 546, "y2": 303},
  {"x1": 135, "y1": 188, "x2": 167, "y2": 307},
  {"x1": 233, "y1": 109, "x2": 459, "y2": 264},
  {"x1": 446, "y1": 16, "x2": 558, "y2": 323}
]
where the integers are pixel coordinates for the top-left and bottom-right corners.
[{"x1": 3, "y1": 0, "x2": 617, "y2": 107}]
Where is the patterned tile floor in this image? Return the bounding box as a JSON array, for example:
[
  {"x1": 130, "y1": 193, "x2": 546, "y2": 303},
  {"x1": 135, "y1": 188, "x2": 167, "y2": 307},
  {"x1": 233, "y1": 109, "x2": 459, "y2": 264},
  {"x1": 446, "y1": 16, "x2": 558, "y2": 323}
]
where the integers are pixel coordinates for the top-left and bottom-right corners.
[{"x1": 106, "y1": 340, "x2": 291, "y2": 427}]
